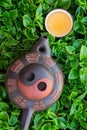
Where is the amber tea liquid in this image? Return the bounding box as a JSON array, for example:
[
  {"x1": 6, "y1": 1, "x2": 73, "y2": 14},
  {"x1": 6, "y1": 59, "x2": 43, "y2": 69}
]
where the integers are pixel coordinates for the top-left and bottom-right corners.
[{"x1": 45, "y1": 9, "x2": 73, "y2": 37}]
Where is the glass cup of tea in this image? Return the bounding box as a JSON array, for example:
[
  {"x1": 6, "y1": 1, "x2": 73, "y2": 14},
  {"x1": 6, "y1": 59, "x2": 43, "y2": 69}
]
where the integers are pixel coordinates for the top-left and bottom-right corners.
[{"x1": 45, "y1": 9, "x2": 73, "y2": 37}]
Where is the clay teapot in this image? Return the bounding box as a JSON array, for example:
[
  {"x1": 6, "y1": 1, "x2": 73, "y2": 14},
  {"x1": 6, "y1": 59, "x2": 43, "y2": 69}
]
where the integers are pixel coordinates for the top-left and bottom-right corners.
[{"x1": 5, "y1": 36, "x2": 64, "y2": 130}]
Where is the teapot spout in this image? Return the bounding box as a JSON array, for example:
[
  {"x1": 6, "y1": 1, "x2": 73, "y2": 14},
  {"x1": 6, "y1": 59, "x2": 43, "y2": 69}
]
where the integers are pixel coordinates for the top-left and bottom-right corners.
[
  {"x1": 39, "y1": 36, "x2": 49, "y2": 45},
  {"x1": 31, "y1": 36, "x2": 51, "y2": 57}
]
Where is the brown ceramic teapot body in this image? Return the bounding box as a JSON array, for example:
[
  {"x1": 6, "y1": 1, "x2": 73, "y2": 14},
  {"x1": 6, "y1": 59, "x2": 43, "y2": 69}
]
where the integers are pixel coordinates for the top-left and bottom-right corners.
[{"x1": 5, "y1": 36, "x2": 64, "y2": 130}]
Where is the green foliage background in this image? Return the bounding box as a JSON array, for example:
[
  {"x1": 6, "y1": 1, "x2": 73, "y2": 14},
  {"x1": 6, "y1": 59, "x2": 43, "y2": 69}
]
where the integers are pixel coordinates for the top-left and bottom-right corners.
[{"x1": 0, "y1": 0, "x2": 87, "y2": 129}]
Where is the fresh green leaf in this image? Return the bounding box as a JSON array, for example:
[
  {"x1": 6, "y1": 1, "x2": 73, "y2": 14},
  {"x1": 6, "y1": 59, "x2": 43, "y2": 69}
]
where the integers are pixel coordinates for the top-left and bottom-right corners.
[
  {"x1": 57, "y1": 0, "x2": 71, "y2": 10},
  {"x1": 34, "y1": 114, "x2": 45, "y2": 129},
  {"x1": 72, "y1": 39, "x2": 84, "y2": 49},
  {"x1": 0, "y1": 102, "x2": 9, "y2": 111},
  {"x1": 0, "y1": 74, "x2": 5, "y2": 82},
  {"x1": 74, "y1": 21, "x2": 80, "y2": 31},
  {"x1": 11, "y1": 110, "x2": 20, "y2": 116},
  {"x1": 77, "y1": 24, "x2": 86, "y2": 34},
  {"x1": 77, "y1": 92, "x2": 86, "y2": 100},
  {"x1": 0, "y1": 120, "x2": 3, "y2": 128},
  {"x1": 0, "y1": 87, "x2": 7, "y2": 98},
  {"x1": 41, "y1": 123, "x2": 52, "y2": 130},
  {"x1": 69, "y1": 91, "x2": 78, "y2": 101},
  {"x1": 9, "y1": 115, "x2": 18, "y2": 126},
  {"x1": 79, "y1": 60, "x2": 87, "y2": 67},
  {"x1": 2, "y1": 11, "x2": 12, "y2": 27},
  {"x1": 0, "y1": 112, "x2": 9, "y2": 121},
  {"x1": 68, "y1": 119, "x2": 77, "y2": 130},
  {"x1": 80, "y1": 67, "x2": 87, "y2": 83},
  {"x1": 24, "y1": 29, "x2": 38, "y2": 40},
  {"x1": 57, "y1": 117, "x2": 67, "y2": 129},
  {"x1": 66, "y1": 46, "x2": 75, "y2": 54},
  {"x1": 48, "y1": 111, "x2": 57, "y2": 119},
  {"x1": 70, "y1": 58, "x2": 79, "y2": 69},
  {"x1": 70, "y1": 103, "x2": 76, "y2": 115},
  {"x1": 29, "y1": 3, "x2": 37, "y2": 11},
  {"x1": 50, "y1": 101, "x2": 60, "y2": 113},
  {"x1": 23, "y1": 14, "x2": 32, "y2": 27},
  {"x1": 68, "y1": 68, "x2": 79, "y2": 80},
  {"x1": 10, "y1": 9, "x2": 18, "y2": 20},
  {"x1": 80, "y1": 45, "x2": 87, "y2": 61},
  {"x1": 0, "y1": 0, "x2": 12, "y2": 8},
  {"x1": 79, "y1": 119, "x2": 87, "y2": 129},
  {"x1": 36, "y1": 4, "x2": 42, "y2": 17},
  {"x1": 81, "y1": 17, "x2": 87, "y2": 25}
]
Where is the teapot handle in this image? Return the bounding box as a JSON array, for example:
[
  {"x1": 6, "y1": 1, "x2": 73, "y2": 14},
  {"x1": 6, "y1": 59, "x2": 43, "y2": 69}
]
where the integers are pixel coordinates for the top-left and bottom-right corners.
[{"x1": 31, "y1": 36, "x2": 51, "y2": 57}]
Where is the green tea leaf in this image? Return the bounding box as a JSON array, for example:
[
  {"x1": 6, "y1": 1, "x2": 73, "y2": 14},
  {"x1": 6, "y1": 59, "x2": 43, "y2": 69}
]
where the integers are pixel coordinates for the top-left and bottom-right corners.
[
  {"x1": 34, "y1": 114, "x2": 45, "y2": 129},
  {"x1": 80, "y1": 60, "x2": 87, "y2": 67},
  {"x1": 68, "y1": 119, "x2": 77, "y2": 130},
  {"x1": 76, "y1": 0, "x2": 86, "y2": 7},
  {"x1": 24, "y1": 29, "x2": 38, "y2": 40},
  {"x1": 29, "y1": 3, "x2": 37, "y2": 11},
  {"x1": 79, "y1": 119, "x2": 87, "y2": 129},
  {"x1": 0, "y1": 102, "x2": 9, "y2": 111},
  {"x1": 77, "y1": 24, "x2": 86, "y2": 34},
  {"x1": 0, "y1": 120, "x2": 3, "y2": 128},
  {"x1": 9, "y1": 115, "x2": 18, "y2": 126},
  {"x1": 0, "y1": 112, "x2": 9, "y2": 121},
  {"x1": 50, "y1": 101, "x2": 60, "y2": 113},
  {"x1": 69, "y1": 91, "x2": 78, "y2": 101},
  {"x1": 74, "y1": 21, "x2": 80, "y2": 31},
  {"x1": 81, "y1": 17, "x2": 87, "y2": 25},
  {"x1": 41, "y1": 123, "x2": 52, "y2": 130},
  {"x1": 70, "y1": 103, "x2": 76, "y2": 115},
  {"x1": 57, "y1": 117, "x2": 67, "y2": 129},
  {"x1": 10, "y1": 9, "x2": 18, "y2": 20},
  {"x1": 66, "y1": 46, "x2": 75, "y2": 54},
  {"x1": 80, "y1": 45, "x2": 87, "y2": 61},
  {"x1": 11, "y1": 110, "x2": 20, "y2": 116},
  {"x1": 0, "y1": 87, "x2": 6, "y2": 98},
  {"x1": 57, "y1": 0, "x2": 71, "y2": 10},
  {"x1": 23, "y1": 14, "x2": 32, "y2": 27},
  {"x1": 36, "y1": 4, "x2": 42, "y2": 17},
  {"x1": 70, "y1": 58, "x2": 79, "y2": 69},
  {"x1": 0, "y1": 74, "x2": 5, "y2": 82},
  {"x1": 2, "y1": 11, "x2": 12, "y2": 27},
  {"x1": 77, "y1": 92, "x2": 86, "y2": 100},
  {"x1": 36, "y1": 20, "x2": 43, "y2": 30},
  {"x1": 68, "y1": 68, "x2": 79, "y2": 80},
  {"x1": 48, "y1": 112, "x2": 57, "y2": 119},
  {"x1": 80, "y1": 67, "x2": 87, "y2": 83},
  {"x1": 72, "y1": 39, "x2": 84, "y2": 49},
  {"x1": 0, "y1": 0, "x2": 12, "y2": 8}
]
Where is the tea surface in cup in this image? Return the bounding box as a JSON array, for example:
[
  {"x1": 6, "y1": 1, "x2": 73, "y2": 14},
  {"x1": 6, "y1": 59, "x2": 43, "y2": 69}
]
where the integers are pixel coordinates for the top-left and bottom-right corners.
[{"x1": 45, "y1": 9, "x2": 73, "y2": 37}]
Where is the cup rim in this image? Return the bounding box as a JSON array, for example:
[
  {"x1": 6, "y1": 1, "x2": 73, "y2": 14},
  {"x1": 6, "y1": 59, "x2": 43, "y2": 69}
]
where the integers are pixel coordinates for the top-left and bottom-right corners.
[{"x1": 45, "y1": 9, "x2": 73, "y2": 37}]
